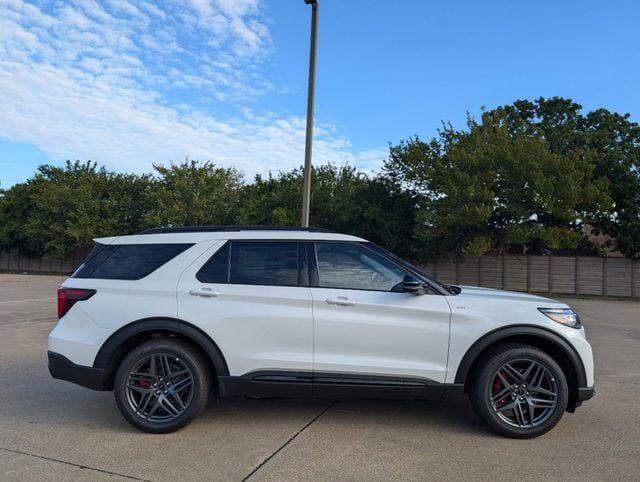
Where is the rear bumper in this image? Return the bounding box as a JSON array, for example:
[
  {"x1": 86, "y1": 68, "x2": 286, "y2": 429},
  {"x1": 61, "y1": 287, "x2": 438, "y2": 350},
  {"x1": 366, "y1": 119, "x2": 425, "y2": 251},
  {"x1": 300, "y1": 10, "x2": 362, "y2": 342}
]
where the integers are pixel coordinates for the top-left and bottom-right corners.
[{"x1": 48, "y1": 351, "x2": 107, "y2": 391}]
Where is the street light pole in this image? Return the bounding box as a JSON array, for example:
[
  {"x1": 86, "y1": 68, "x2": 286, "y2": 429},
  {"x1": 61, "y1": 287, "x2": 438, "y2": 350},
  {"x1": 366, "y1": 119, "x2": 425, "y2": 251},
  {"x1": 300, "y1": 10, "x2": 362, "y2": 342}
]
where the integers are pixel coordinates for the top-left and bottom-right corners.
[{"x1": 301, "y1": 0, "x2": 318, "y2": 227}]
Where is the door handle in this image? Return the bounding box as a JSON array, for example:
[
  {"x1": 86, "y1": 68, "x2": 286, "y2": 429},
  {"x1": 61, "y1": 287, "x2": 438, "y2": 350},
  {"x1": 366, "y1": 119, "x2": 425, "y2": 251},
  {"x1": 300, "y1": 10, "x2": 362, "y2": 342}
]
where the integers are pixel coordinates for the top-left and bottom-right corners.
[
  {"x1": 189, "y1": 288, "x2": 220, "y2": 298},
  {"x1": 325, "y1": 296, "x2": 356, "y2": 307}
]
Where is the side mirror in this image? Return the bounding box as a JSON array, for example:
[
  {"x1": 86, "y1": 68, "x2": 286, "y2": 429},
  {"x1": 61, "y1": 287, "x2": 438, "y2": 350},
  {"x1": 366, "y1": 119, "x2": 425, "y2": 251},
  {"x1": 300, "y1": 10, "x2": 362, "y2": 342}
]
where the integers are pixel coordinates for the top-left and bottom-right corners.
[{"x1": 403, "y1": 274, "x2": 425, "y2": 295}]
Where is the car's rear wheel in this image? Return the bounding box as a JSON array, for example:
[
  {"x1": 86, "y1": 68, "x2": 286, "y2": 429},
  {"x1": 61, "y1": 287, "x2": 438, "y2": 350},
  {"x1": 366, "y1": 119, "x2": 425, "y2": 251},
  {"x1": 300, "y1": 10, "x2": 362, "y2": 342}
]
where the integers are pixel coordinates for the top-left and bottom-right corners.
[
  {"x1": 469, "y1": 344, "x2": 568, "y2": 438},
  {"x1": 114, "y1": 338, "x2": 210, "y2": 433}
]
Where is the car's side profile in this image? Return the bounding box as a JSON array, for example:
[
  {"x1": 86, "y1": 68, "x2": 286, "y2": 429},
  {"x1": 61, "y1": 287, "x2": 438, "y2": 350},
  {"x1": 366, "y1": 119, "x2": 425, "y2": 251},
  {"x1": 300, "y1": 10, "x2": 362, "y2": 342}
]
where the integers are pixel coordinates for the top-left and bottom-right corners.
[{"x1": 48, "y1": 226, "x2": 594, "y2": 438}]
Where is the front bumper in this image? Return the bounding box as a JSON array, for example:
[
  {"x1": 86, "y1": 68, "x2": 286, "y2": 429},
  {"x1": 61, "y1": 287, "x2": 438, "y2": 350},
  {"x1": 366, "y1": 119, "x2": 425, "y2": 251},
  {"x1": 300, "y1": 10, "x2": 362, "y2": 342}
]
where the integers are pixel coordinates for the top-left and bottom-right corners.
[{"x1": 48, "y1": 351, "x2": 106, "y2": 391}]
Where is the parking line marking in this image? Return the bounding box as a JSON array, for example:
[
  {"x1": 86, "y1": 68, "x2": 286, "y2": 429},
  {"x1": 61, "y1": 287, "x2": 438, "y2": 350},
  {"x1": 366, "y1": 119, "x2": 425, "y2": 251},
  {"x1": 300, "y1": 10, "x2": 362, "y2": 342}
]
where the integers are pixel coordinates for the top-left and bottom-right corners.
[
  {"x1": 0, "y1": 446, "x2": 150, "y2": 481},
  {"x1": 242, "y1": 398, "x2": 340, "y2": 481}
]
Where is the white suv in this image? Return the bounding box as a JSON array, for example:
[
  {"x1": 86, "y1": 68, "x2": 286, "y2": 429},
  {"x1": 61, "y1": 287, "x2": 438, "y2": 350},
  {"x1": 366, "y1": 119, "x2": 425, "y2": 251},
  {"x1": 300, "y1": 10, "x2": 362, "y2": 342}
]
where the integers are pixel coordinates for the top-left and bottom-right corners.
[{"x1": 48, "y1": 226, "x2": 594, "y2": 438}]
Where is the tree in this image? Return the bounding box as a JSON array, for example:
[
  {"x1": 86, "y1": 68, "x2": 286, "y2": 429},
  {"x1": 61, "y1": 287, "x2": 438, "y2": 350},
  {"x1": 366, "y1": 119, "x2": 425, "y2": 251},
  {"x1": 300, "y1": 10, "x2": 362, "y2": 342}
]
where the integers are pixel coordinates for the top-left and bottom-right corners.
[
  {"x1": 581, "y1": 109, "x2": 640, "y2": 257},
  {"x1": 144, "y1": 160, "x2": 243, "y2": 228},
  {"x1": 0, "y1": 161, "x2": 154, "y2": 258},
  {"x1": 487, "y1": 97, "x2": 640, "y2": 257},
  {"x1": 237, "y1": 164, "x2": 416, "y2": 254},
  {"x1": 236, "y1": 169, "x2": 302, "y2": 227},
  {"x1": 384, "y1": 109, "x2": 612, "y2": 259},
  {"x1": 0, "y1": 182, "x2": 32, "y2": 254}
]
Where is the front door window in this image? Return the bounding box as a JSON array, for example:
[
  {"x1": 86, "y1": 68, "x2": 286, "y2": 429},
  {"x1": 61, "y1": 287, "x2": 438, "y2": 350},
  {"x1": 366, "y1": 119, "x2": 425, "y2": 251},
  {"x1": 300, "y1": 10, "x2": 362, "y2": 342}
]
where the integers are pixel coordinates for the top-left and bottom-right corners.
[{"x1": 315, "y1": 242, "x2": 406, "y2": 292}]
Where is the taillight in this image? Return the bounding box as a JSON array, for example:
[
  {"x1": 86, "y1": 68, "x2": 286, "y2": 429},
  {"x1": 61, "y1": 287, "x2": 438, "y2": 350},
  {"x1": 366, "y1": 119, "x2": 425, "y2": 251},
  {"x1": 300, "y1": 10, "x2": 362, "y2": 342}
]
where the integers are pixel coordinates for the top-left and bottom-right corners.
[{"x1": 57, "y1": 288, "x2": 96, "y2": 319}]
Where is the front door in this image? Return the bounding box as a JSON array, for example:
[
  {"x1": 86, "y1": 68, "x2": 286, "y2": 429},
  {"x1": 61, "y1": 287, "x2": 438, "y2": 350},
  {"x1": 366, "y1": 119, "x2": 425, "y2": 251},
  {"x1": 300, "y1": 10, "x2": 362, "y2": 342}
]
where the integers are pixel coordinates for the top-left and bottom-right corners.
[{"x1": 309, "y1": 242, "x2": 451, "y2": 395}]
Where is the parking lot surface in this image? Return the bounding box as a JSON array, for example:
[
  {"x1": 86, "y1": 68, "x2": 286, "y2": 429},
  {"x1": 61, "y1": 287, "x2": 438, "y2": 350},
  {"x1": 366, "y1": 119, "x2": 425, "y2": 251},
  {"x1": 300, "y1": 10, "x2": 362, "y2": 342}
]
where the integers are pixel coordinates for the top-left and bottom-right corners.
[{"x1": 1, "y1": 273, "x2": 639, "y2": 481}]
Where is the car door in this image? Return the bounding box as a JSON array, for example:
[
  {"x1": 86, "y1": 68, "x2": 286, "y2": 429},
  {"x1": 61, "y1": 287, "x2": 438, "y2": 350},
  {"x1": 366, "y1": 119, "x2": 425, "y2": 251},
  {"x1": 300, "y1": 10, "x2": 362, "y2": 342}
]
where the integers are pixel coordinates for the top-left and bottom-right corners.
[
  {"x1": 177, "y1": 240, "x2": 313, "y2": 396},
  {"x1": 309, "y1": 241, "x2": 451, "y2": 396}
]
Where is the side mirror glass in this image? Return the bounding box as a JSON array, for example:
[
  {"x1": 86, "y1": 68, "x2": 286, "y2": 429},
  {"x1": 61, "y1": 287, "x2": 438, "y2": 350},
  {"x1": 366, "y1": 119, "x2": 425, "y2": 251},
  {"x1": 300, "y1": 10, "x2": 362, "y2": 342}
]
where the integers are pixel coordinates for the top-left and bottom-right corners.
[{"x1": 403, "y1": 274, "x2": 425, "y2": 295}]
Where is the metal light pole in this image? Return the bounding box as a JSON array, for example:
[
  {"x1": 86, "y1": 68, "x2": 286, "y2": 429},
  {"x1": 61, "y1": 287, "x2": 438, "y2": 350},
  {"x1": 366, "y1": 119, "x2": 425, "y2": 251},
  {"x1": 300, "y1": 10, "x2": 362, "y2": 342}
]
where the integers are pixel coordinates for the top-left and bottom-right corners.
[{"x1": 301, "y1": 0, "x2": 318, "y2": 227}]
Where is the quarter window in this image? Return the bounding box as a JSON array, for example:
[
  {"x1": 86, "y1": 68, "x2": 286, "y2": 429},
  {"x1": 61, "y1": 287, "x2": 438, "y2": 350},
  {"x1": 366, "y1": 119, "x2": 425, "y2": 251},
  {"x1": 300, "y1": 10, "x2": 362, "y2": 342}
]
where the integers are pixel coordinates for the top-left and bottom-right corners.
[
  {"x1": 73, "y1": 243, "x2": 193, "y2": 280},
  {"x1": 315, "y1": 242, "x2": 406, "y2": 291}
]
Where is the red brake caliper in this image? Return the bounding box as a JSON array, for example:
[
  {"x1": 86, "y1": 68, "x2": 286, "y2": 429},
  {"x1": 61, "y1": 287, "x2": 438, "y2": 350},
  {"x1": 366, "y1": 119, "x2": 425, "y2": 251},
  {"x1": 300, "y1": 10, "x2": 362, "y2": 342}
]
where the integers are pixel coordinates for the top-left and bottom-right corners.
[
  {"x1": 138, "y1": 379, "x2": 151, "y2": 388},
  {"x1": 493, "y1": 373, "x2": 506, "y2": 408}
]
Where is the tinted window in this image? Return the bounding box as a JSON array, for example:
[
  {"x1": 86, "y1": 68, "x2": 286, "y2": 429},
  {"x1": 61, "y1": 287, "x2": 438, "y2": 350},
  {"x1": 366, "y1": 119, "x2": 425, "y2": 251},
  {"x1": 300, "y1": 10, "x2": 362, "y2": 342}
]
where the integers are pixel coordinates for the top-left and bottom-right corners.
[
  {"x1": 196, "y1": 243, "x2": 229, "y2": 283},
  {"x1": 73, "y1": 243, "x2": 192, "y2": 280},
  {"x1": 73, "y1": 243, "x2": 111, "y2": 277},
  {"x1": 315, "y1": 242, "x2": 406, "y2": 291},
  {"x1": 365, "y1": 242, "x2": 442, "y2": 289},
  {"x1": 230, "y1": 241, "x2": 299, "y2": 286}
]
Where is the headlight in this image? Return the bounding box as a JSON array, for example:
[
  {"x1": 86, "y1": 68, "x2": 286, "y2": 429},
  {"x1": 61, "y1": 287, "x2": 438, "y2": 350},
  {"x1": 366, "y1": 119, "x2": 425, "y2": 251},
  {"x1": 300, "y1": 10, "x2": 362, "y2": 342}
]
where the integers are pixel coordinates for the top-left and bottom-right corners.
[{"x1": 538, "y1": 308, "x2": 581, "y2": 328}]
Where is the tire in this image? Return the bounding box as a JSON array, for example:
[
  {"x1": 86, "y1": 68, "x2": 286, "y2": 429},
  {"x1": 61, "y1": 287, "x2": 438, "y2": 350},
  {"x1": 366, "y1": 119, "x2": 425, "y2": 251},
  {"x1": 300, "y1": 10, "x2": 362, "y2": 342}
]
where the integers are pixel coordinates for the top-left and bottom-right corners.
[
  {"x1": 114, "y1": 338, "x2": 211, "y2": 433},
  {"x1": 469, "y1": 343, "x2": 568, "y2": 438}
]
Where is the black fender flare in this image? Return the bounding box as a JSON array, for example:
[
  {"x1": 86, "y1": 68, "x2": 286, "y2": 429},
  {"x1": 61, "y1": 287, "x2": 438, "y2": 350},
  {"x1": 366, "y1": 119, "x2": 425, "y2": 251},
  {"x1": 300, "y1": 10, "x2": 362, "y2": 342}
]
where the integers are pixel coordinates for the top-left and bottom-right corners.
[
  {"x1": 93, "y1": 317, "x2": 230, "y2": 382},
  {"x1": 454, "y1": 325, "x2": 588, "y2": 387}
]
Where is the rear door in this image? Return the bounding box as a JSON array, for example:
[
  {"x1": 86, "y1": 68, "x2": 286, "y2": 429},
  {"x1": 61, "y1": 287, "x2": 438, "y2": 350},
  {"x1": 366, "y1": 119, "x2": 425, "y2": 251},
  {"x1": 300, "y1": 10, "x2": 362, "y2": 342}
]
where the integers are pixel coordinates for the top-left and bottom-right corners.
[
  {"x1": 309, "y1": 242, "x2": 451, "y2": 395},
  {"x1": 177, "y1": 240, "x2": 313, "y2": 394}
]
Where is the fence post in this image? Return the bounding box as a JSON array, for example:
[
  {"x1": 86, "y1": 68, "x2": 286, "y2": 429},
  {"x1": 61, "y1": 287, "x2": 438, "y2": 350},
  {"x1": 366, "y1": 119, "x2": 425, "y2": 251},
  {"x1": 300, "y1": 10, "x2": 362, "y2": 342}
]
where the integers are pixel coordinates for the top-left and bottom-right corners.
[
  {"x1": 575, "y1": 256, "x2": 580, "y2": 296},
  {"x1": 526, "y1": 256, "x2": 531, "y2": 292},
  {"x1": 501, "y1": 254, "x2": 506, "y2": 290},
  {"x1": 548, "y1": 254, "x2": 553, "y2": 294}
]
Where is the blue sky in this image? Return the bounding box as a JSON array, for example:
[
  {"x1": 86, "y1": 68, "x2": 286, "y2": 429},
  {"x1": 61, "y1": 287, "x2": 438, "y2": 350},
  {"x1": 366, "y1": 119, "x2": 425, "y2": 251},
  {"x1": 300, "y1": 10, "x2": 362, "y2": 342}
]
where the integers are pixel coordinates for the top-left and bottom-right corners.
[{"x1": 1, "y1": 0, "x2": 639, "y2": 188}]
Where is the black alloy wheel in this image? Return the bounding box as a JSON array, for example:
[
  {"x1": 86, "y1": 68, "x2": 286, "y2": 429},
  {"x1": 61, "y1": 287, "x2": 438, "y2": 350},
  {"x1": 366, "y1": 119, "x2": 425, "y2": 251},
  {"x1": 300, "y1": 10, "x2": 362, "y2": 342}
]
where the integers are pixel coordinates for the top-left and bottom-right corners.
[
  {"x1": 125, "y1": 353, "x2": 194, "y2": 422},
  {"x1": 489, "y1": 358, "x2": 559, "y2": 428},
  {"x1": 114, "y1": 339, "x2": 210, "y2": 433},
  {"x1": 469, "y1": 344, "x2": 568, "y2": 438}
]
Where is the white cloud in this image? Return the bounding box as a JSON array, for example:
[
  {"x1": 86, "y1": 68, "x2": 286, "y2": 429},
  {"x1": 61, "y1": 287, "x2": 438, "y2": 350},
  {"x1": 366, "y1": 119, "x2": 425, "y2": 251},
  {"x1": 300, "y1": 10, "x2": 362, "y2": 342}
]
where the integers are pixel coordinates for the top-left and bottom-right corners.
[{"x1": 0, "y1": 0, "x2": 386, "y2": 181}]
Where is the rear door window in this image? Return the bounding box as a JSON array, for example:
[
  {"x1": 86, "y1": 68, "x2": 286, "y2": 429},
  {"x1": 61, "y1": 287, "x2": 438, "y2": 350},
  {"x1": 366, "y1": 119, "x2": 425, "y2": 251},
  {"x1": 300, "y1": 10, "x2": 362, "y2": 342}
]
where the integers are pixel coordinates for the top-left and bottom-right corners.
[
  {"x1": 73, "y1": 243, "x2": 192, "y2": 280},
  {"x1": 230, "y1": 241, "x2": 300, "y2": 287},
  {"x1": 196, "y1": 242, "x2": 230, "y2": 283}
]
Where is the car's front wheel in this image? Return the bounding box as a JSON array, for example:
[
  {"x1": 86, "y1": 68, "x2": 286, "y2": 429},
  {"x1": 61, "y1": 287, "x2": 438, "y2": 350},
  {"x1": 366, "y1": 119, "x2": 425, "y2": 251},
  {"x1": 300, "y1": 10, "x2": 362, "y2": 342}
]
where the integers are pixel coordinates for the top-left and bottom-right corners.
[
  {"x1": 469, "y1": 344, "x2": 568, "y2": 438},
  {"x1": 114, "y1": 338, "x2": 211, "y2": 433}
]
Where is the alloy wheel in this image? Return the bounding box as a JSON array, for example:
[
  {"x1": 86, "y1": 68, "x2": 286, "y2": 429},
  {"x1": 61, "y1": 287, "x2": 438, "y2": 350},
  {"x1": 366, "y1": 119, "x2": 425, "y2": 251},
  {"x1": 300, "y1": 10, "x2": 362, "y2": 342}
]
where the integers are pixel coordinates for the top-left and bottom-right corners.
[
  {"x1": 125, "y1": 353, "x2": 194, "y2": 422},
  {"x1": 490, "y1": 358, "x2": 559, "y2": 428}
]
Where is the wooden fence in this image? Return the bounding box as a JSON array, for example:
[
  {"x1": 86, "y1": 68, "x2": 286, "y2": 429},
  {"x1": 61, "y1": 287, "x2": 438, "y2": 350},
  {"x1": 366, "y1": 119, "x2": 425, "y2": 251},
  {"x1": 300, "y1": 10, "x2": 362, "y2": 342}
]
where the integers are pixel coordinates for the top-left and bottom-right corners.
[
  {"x1": 421, "y1": 255, "x2": 640, "y2": 298},
  {"x1": 1, "y1": 248, "x2": 638, "y2": 298},
  {"x1": 0, "y1": 247, "x2": 91, "y2": 275}
]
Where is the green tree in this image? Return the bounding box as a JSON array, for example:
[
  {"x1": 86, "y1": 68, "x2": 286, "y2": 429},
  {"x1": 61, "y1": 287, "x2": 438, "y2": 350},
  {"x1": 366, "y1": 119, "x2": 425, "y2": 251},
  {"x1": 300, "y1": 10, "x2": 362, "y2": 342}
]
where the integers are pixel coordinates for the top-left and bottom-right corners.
[
  {"x1": 237, "y1": 164, "x2": 416, "y2": 254},
  {"x1": 385, "y1": 109, "x2": 612, "y2": 258},
  {"x1": 0, "y1": 183, "x2": 32, "y2": 253},
  {"x1": 0, "y1": 161, "x2": 154, "y2": 258},
  {"x1": 144, "y1": 160, "x2": 243, "y2": 227},
  {"x1": 489, "y1": 97, "x2": 640, "y2": 257},
  {"x1": 582, "y1": 109, "x2": 640, "y2": 257}
]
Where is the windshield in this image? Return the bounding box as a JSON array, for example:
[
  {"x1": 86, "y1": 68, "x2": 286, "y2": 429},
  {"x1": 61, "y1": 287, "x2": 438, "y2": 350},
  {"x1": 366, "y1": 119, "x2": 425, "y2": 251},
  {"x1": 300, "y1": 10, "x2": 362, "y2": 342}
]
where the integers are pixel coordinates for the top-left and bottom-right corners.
[{"x1": 363, "y1": 242, "x2": 449, "y2": 291}]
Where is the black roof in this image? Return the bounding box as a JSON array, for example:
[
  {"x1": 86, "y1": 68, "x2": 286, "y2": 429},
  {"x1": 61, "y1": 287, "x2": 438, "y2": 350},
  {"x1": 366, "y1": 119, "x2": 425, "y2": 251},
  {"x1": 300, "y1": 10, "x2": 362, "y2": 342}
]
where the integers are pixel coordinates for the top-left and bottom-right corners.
[{"x1": 138, "y1": 225, "x2": 335, "y2": 235}]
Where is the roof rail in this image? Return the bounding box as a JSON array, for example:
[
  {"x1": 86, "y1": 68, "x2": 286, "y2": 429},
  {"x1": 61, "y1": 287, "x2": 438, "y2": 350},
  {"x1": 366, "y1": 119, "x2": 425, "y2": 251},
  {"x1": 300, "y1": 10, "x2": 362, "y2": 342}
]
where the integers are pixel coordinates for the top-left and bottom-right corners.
[{"x1": 138, "y1": 225, "x2": 335, "y2": 235}]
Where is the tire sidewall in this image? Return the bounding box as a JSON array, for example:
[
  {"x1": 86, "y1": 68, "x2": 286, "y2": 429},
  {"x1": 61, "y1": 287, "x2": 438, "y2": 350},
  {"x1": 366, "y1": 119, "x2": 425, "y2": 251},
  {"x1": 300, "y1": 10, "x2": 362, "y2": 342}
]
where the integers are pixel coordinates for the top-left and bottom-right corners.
[{"x1": 114, "y1": 339, "x2": 209, "y2": 433}]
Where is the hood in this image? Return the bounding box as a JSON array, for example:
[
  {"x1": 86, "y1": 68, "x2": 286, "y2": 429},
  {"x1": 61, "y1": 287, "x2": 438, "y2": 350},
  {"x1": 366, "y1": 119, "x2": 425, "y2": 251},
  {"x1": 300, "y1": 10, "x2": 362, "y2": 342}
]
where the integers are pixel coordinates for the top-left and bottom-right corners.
[{"x1": 455, "y1": 285, "x2": 565, "y2": 305}]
